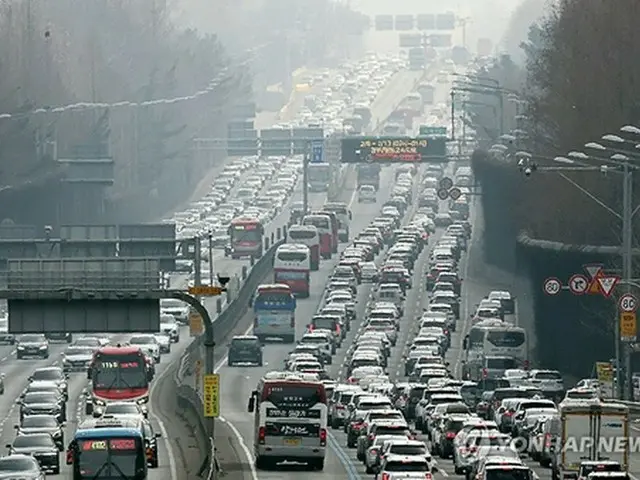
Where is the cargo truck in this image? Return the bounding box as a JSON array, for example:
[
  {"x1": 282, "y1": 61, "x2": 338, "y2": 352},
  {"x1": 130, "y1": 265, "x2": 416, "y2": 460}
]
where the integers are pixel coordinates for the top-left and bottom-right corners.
[{"x1": 552, "y1": 402, "x2": 629, "y2": 480}]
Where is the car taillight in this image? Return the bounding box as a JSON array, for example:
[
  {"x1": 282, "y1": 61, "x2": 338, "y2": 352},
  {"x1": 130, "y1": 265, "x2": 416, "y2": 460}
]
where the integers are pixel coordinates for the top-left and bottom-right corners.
[
  {"x1": 482, "y1": 368, "x2": 488, "y2": 378},
  {"x1": 371, "y1": 448, "x2": 378, "y2": 455},
  {"x1": 320, "y1": 428, "x2": 327, "y2": 446},
  {"x1": 308, "y1": 324, "x2": 314, "y2": 331},
  {"x1": 469, "y1": 446, "x2": 477, "y2": 453},
  {"x1": 505, "y1": 411, "x2": 513, "y2": 417},
  {"x1": 425, "y1": 474, "x2": 433, "y2": 480},
  {"x1": 524, "y1": 360, "x2": 530, "y2": 370},
  {"x1": 382, "y1": 473, "x2": 391, "y2": 480},
  {"x1": 336, "y1": 404, "x2": 345, "y2": 410},
  {"x1": 368, "y1": 434, "x2": 374, "y2": 442},
  {"x1": 446, "y1": 431, "x2": 456, "y2": 439},
  {"x1": 545, "y1": 433, "x2": 552, "y2": 447},
  {"x1": 258, "y1": 426, "x2": 266, "y2": 444},
  {"x1": 66, "y1": 449, "x2": 73, "y2": 464}
]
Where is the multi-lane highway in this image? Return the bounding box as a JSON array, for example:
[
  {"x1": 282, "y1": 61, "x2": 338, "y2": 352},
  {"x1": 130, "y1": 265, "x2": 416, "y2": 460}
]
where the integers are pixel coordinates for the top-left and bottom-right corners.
[{"x1": 0, "y1": 60, "x2": 452, "y2": 480}]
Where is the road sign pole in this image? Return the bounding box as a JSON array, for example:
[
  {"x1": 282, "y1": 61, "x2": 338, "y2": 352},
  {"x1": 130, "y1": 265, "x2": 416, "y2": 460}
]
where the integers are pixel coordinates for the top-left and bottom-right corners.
[
  {"x1": 621, "y1": 162, "x2": 633, "y2": 399},
  {"x1": 303, "y1": 141, "x2": 309, "y2": 215}
]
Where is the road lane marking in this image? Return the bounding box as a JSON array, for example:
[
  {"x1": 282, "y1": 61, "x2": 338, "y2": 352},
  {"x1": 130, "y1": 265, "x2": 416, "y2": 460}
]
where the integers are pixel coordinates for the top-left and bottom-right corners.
[{"x1": 149, "y1": 355, "x2": 179, "y2": 480}]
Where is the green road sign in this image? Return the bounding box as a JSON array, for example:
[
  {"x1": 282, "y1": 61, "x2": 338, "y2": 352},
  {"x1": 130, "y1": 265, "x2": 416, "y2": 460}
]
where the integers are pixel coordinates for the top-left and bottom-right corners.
[
  {"x1": 341, "y1": 136, "x2": 447, "y2": 163},
  {"x1": 419, "y1": 126, "x2": 447, "y2": 136}
]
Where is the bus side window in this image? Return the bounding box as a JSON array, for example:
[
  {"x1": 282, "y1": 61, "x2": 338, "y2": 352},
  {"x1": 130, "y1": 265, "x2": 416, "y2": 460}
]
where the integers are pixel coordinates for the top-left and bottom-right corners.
[{"x1": 462, "y1": 336, "x2": 469, "y2": 350}]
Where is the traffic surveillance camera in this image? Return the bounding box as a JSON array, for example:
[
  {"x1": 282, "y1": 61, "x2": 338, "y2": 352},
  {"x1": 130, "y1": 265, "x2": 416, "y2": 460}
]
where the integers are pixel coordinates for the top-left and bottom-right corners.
[
  {"x1": 523, "y1": 166, "x2": 533, "y2": 176},
  {"x1": 44, "y1": 225, "x2": 53, "y2": 234},
  {"x1": 600, "y1": 165, "x2": 609, "y2": 175},
  {"x1": 217, "y1": 274, "x2": 231, "y2": 287}
]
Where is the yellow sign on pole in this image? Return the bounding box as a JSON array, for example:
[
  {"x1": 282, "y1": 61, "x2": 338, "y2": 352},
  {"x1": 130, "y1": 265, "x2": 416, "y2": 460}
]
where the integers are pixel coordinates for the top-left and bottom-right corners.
[
  {"x1": 188, "y1": 285, "x2": 225, "y2": 296},
  {"x1": 189, "y1": 310, "x2": 203, "y2": 337},
  {"x1": 203, "y1": 374, "x2": 220, "y2": 418},
  {"x1": 620, "y1": 311, "x2": 637, "y2": 341},
  {"x1": 596, "y1": 362, "x2": 613, "y2": 382}
]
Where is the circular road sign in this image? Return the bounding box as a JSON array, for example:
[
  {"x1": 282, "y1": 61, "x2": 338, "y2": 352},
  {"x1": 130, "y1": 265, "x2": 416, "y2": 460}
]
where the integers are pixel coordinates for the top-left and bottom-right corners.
[
  {"x1": 543, "y1": 277, "x2": 562, "y2": 296},
  {"x1": 437, "y1": 188, "x2": 449, "y2": 201},
  {"x1": 568, "y1": 274, "x2": 589, "y2": 295},
  {"x1": 619, "y1": 293, "x2": 638, "y2": 312},
  {"x1": 449, "y1": 187, "x2": 462, "y2": 201},
  {"x1": 439, "y1": 177, "x2": 454, "y2": 190}
]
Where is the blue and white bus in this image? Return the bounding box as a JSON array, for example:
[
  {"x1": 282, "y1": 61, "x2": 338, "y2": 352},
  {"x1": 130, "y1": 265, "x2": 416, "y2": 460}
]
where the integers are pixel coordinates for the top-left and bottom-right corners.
[
  {"x1": 248, "y1": 372, "x2": 328, "y2": 471},
  {"x1": 252, "y1": 284, "x2": 297, "y2": 343},
  {"x1": 67, "y1": 427, "x2": 147, "y2": 479}
]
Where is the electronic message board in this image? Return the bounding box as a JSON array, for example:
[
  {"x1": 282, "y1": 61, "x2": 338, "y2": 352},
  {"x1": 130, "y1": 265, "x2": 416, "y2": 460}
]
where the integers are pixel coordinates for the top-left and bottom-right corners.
[{"x1": 341, "y1": 136, "x2": 447, "y2": 163}]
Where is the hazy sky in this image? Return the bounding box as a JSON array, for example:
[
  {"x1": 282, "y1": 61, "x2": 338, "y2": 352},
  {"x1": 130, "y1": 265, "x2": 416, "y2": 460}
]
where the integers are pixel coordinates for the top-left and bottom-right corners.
[{"x1": 173, "y1": 0, "x2": 525, "y2": 54}]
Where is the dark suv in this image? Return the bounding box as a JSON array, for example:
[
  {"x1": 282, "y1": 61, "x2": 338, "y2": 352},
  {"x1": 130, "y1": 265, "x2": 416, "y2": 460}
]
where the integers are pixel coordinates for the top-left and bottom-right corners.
[{"x1": 227, "y1": 335, "x2": 262, "y2": 366}]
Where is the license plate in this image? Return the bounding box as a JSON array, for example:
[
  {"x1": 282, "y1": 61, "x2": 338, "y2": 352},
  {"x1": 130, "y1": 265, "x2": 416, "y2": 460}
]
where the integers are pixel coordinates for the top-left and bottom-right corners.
[{"x1": 284, "y1": 438, "x2": 301, "y2": 446}]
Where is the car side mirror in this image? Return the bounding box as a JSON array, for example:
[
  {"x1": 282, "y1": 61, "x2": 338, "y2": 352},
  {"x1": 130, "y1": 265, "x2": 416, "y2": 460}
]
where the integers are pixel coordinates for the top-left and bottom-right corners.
[
  {"x1": 13, "y1": 425, "x2": 18, "y2": 430},
  {"x1": 5, "y1": 444, "x2": 10, "y2": 450},
  {"x1": 155, "y1": 433, "x2": 161, "y2": 439},
  {"x1": 248, "y1": 396, "x2": 255, "y2": 413}
]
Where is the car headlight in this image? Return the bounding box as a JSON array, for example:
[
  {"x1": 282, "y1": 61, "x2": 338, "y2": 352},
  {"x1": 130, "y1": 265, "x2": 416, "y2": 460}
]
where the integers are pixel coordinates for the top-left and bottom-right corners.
[
  {"x1": 39, "y1": 345, "x2": 47, "y2": 350},
  {"x1": 93, "y1": 398, "x2": 106, "y2": 406},
  {"x1": 17, "y1": 346, "x2": 24, "y2": 350}
]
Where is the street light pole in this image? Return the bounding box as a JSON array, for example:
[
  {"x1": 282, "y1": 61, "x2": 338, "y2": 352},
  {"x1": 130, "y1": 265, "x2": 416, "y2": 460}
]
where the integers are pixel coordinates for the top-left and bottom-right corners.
[{"x1": 521, "y1": 149, "x2": 639, "y2": 399}]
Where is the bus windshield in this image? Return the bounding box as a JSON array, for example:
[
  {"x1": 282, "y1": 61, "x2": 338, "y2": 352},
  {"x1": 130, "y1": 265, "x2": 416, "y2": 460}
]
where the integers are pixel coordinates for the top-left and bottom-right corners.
[
  {"x1": 277, "y1": 251, "x2": 308, "y2": 262},
  {"x1": 487, "y1": 331, "x2": 526, "y2": 347},
  {"x1": 303, "y1": 216, "x2": 329, "y2": 229},
  {"x1": 230, "y1": 224, "x2": 261, "y2": 243},
  {"x1": 289, "y1": 230, "x2": 317, "y2": 240},
  {"x1": 75, "y1": 437, "x2": 143, "y2": 479},
  {"x1": 93, "y1": 354, "x2": 148, "y2": 390},
  {"x1": 308, "y1": 165, "x2": 330, "y2": 182}
]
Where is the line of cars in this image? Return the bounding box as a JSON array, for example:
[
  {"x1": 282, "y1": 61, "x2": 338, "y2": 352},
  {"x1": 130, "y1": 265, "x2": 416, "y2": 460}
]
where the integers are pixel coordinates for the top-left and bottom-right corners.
[{"x1": 279, "y1": 167, "x2": 452, "y2": 478}]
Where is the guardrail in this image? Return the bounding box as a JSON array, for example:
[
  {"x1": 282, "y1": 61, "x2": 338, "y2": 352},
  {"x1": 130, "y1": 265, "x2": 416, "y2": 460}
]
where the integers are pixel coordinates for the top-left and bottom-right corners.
[
  {"x1": 170, "y1": 62, "x2": 443, "y2": 478},
  {"x1": 173, "y1": 232, "x2": 285, "y2": 478}
]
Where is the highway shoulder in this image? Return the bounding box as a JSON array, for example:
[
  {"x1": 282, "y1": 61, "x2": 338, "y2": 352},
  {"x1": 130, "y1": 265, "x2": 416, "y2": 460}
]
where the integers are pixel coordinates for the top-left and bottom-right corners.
[{"x1": 152, "y1": 358, "x2": 208, "y2": 480}]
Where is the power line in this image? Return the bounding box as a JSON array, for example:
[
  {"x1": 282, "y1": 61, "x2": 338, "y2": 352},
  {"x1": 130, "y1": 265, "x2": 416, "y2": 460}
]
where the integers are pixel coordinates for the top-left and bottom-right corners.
[{"x1": 0, "y1": 57, "x2": 254, "y2": 121}]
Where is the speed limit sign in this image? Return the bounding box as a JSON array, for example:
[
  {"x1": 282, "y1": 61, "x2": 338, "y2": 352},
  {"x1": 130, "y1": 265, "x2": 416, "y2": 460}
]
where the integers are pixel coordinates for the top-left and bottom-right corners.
[
  {"x1": 543, "y1": 277, "x2": 562, "y2": 296},
  {"x1": 618, "y1": 294, "x2": 637, "y2": 312}
]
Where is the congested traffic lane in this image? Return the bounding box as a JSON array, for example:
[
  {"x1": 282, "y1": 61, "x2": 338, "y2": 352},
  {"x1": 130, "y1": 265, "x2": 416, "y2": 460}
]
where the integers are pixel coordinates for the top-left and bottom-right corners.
[
  {"x1": 0, "y1": 332, "x2": 187, "y2": 480},
  {"x1": 322, "y1": 166, "x2": 454, "y2": 478},
  {"x1": 218, "y1": 167, "x2": 396, "y2": 478},
  {"x1": 205, "y1": 67, "x2": 426, "y2": 285}
]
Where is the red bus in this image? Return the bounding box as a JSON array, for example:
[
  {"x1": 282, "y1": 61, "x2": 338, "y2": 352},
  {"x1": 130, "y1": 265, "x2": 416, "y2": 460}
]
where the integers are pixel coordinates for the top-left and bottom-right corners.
[
  {"x1": 302, "y1": 213, "x2": 334, "y2": 259},
  {"x1": 227, "y1": 216, "x2": 264, "y2": 259},
  {"x1": 86, "y1": 346, "x2": 150, "y2": 416}
]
